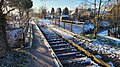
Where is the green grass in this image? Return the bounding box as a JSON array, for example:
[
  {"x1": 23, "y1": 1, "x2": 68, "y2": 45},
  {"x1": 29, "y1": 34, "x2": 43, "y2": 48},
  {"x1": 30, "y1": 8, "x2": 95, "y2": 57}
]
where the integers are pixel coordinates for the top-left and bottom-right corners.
[{"x1": 85, "y1": 34, "x2": 94, "y2": 39}]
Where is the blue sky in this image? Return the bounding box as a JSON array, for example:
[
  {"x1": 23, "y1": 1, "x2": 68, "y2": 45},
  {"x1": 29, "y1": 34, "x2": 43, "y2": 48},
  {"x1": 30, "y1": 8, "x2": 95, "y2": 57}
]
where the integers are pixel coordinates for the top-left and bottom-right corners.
[{"x1": 32, "y1": 0, "x2": 97, "y2": 12}]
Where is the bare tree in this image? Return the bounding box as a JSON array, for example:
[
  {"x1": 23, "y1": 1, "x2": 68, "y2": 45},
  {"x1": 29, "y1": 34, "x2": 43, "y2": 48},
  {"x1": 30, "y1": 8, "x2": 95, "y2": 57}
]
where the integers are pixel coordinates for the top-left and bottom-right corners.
[
  {"x1": 39, "y1": 6, "x2": 47, "y2": 18},
  {"x1": 51, "y1": 7, "x2": 55, "y2": 16},
  {"x1": 92, "y1": 0, "x2": 111, "y2": 38},
  {"x1": 56, "y1": 7, "x2": 62, "y2": 16},
  {"x1": 109, "y1": 0, "x2": 120, "y2": 38},
  {"x1": 74, "y1": 7, "x2": 78, "y2": 20},
  {"x1": 63, "y1": 7, "x2": 69, "y2": 15}
]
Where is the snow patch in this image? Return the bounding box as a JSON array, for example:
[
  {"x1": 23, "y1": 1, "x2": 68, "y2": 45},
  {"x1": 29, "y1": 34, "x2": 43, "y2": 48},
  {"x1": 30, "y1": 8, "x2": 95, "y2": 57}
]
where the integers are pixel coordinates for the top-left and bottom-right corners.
[{"x1": 98, "y1": 30, "x2": 108, "y2": 36}]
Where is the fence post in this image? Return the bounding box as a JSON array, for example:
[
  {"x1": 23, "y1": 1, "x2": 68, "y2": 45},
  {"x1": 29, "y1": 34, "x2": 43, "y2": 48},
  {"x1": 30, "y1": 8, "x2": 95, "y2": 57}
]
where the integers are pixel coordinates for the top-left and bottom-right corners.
[
  {"x1": 71, "y1": 21, "x2": 73, "y2": 32},
  {"x1": 59, "y1": 20, "x2": 60, "y2": 27},
  {"x1": 23, "y1": 23, "x2": 29, "y2": 47},
  {"x1": 82, "y1": 23, "x2": 85, "y2": 36},
  {"x1": 52, "y1": 18, "x2": 53, "y2": 24},
  {"x1": 29, "y1": 25, "x2": 32, "y2": 44},
  {"x1": 64, "y1": 21, "x2": 65, "y2": 29},
  {"x1": 55, "y1": 18, "x2": 56, "y2": 25},
  {"x1": 23, "y1": 27, "x2": 26, "y2": 47},
  {"x1": 59, "y1": 22, "x2": 60, "y2": 27}
]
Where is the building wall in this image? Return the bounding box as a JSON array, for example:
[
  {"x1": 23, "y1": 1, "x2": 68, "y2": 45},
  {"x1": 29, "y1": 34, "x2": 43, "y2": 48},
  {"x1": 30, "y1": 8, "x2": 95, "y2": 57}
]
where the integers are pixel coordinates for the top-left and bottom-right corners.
[{"x1": 111, "y1": 4, "x2": 120, "y2": 22}]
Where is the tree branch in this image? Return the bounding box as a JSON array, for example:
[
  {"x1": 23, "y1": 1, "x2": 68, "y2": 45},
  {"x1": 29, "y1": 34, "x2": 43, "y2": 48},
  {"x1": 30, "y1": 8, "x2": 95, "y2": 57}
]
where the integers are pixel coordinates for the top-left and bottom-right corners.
[
  {"x1": 4, "y1": 8, "x2": 15, "y2": 15},
  {"x1": 0, "y1": 0, "x2": 4, "y2": 8}
]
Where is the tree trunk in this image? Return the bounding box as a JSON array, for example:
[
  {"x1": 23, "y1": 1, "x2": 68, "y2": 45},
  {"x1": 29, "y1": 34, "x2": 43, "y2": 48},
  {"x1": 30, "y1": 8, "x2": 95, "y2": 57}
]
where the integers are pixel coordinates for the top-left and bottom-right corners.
[
  {"x1": 19, "y1": 9, "x2": 24, "y2": 27},
  {"x1": 93, "y1": 0, "x2": 101, "y2": 38},
  {"x1": 26, "y1": 10, "x2": 29, "y2": 27},
  {"x1": 93, "y1": 0, "x2": 97, "y2": 38},
  {"x1": 0, "y1": 8, "x2": 10, "y2": 58}
]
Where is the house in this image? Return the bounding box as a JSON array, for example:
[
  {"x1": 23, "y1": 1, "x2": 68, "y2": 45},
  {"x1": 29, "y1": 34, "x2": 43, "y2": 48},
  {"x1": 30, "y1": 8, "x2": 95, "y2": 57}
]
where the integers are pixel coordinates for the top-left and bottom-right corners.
[
  {"x1": 110, "y1": 4, "x2": 120, "y2": 21},
  {"x1": 60, "y1": 15, "x2": 71, "y2": 21}
]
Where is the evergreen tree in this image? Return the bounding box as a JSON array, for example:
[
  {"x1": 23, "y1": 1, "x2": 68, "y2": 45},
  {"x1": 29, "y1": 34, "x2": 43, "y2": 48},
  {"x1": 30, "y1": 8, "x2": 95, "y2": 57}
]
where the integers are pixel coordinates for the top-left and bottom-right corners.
[{"x1": 63, "y1": 7, "x2": 69, "y2": 15}]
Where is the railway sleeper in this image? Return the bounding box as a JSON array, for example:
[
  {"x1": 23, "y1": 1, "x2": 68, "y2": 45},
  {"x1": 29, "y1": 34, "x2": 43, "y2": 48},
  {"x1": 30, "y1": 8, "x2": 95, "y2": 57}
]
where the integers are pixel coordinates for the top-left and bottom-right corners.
[
  {"x1": 47, "y1": 37, "x2": 60, "y2": 41},
  {"x1": 46, "y1": 36, "x2": 59, "y2": 40},
  {"x1": 51, "y1": 44, "x2": 69, "y2": 47},
  {"x1": 48, "y1": 39, "x2": 62, "y2": 42},
  {"x1": 53, "y1": 47, "x2": 75, "y2": 51},
  {"x1": 61, "y1": 57, "x2": 93, "y2": 65},
  {"x1": 53, "y1": 46, "x2": 73, "y2": 51},
  {"x1": 54, "y1": 49, "x2": 78, "y2": 54},
  {"x1": 59, "y1": 54, "x2": 86, "y2": 60},
  {"x1": 46, "y1": 35, "x2": 59, "y2": 38},
  {"x1": 54, "y1": 47, "x2": 75, "y2": 52},
  {"x1": 51, "y1": 45, "x2": 72, "y2": 49},
  {"x1": 57, "y1": 52, "x2": 81, "y2": 57},
  {"x1": 49, "y1": 41, "x2": 67, "y2": 45}
]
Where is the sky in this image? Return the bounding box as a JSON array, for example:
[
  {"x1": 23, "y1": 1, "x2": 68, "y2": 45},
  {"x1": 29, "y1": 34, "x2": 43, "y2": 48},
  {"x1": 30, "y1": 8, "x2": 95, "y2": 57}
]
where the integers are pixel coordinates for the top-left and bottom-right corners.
[
  {"x1": 31, "y1": 0, "x2": 112, "y2": 13},
  {"x1": 31, "y1": 0, "x2": 95, "y2": 12}
]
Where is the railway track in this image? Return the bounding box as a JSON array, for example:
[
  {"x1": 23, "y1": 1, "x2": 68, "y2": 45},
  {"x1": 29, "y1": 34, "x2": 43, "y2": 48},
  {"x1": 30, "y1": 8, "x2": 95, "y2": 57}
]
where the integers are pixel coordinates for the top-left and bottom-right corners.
[{"x1": 38, "y1": 25, "x2": 111, "y2": 67}]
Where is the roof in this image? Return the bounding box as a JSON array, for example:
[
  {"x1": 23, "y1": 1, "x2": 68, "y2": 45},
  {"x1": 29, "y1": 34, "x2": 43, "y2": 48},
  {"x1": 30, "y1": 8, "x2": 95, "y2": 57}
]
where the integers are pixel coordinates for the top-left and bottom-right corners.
[
  {"x1": 101, "y1": 5, "x2": 115, "y2": 12},
  {"x1": 70, "y1": 10, "x2": 75, "y2": 15},
  {"x1": 82, "y1": 12, "x2": 90, "y2": 16},
  {"x1": 61, "y1": 15, "x2": 70, "y2": 17}
]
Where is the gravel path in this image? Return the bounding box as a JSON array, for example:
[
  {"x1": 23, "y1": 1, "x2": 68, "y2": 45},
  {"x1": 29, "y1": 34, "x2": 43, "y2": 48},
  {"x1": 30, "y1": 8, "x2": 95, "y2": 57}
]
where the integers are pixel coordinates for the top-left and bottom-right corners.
[{"x1": 28, "y1": 22, "x2": 57, "y2": 67}]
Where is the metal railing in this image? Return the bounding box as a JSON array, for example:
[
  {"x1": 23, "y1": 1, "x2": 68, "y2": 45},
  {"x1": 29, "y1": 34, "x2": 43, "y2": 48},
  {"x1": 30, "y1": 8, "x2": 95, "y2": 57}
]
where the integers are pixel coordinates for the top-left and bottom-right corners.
[{"x1": 23, "y1": 22, "x2": 33, "y2": 48}]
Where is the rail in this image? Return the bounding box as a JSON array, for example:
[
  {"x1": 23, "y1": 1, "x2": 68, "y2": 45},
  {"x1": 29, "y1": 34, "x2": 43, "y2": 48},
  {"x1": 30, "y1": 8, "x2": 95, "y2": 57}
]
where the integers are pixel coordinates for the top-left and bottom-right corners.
[
  {"x1": 61, "y1": 20, "x2": 85, "y2": 24},
  {"x1": 49, "y1": 27, "x2": 111, "y2": 67},
  {"x1": 39, "y1": 26, "x2": 63, "y2": 67}
]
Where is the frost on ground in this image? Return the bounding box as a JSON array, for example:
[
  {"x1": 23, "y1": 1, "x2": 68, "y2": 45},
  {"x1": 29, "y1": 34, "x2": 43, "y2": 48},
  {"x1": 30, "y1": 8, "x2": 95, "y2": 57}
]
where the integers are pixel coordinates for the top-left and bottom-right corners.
[
  {"x1": 7, "y1": 28, "x2": 23, "y2": 48},
  {"x1": 6, "y1": 20, "x2": 24, "y2": 48},
  {"x1": 98, "y1": 30, "x2": 108, "y2": 36},
  {"x1": 59, "y1": 22, "x2": 94, "y2": 34},
  {"x1": 38, "y1": 19, "x2": 51, "y2": 25},
  {"x1": 0, "y1": 49, "x2": 39, "y2": 67},
  {"x1": 38, "y1": 19, "x2": 120, "y2": 67},
  {"x1": 6, "y1": 21, "x2": 20, "y2": 29},
  {"x1": 99, "y1": 21, "x2": 110, "y2": 27}
]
